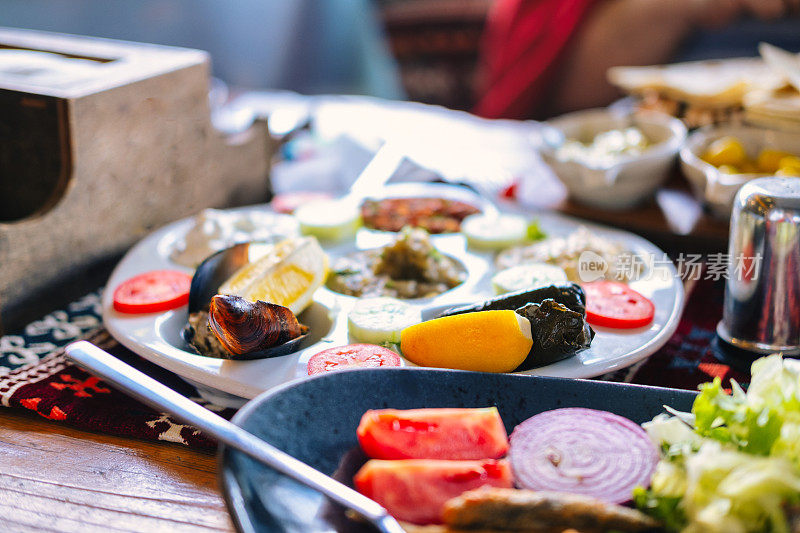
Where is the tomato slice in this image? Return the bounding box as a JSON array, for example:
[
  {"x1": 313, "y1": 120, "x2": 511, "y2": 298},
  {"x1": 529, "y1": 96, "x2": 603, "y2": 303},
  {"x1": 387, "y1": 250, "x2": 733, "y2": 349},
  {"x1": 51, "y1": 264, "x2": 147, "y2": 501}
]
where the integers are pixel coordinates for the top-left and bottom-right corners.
[
  {"x1": 307, "y1": 344, "x2": 401, "y2": 375},
  {"x1": 112, "y1": 270, "x2": 192, "y2": 314},
  {"x1": 270, "y1": 191, "x2": 333, "y2": 214},
  {"x1": 357, "y1": 408, "x2": 509, "y2": 460},
  {"x1": 582, "y1": 280, "x2": 655, "y2": 329},
  {"x1": 354, "y1": 459, "x2": 513, "y2": 525}
]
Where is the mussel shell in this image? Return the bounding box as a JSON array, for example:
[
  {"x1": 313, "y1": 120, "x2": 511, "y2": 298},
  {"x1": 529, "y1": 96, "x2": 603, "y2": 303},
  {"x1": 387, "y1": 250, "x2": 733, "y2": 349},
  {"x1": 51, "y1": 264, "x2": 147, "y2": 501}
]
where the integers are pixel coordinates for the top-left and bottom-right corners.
[
  {"x1": 207, "y1": 295, "x2": 308, "y2": 357},
  {"x1": 219, "y1": 333, "x2": 308, "y2": 361},
  {"x1": 182, "y1": 321, "x2": 308, "y2": 361},
  {"x1": 188, "y1": 241, "x2": 276, "y2": 314}
]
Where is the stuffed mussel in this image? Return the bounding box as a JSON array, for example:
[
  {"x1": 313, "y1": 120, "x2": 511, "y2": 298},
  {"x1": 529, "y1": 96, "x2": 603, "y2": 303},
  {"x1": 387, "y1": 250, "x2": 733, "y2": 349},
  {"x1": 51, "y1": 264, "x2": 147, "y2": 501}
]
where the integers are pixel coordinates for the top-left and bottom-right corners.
[
  {"x1": 437, "y1": 283, "x2": 594, "y2": 369},
  {"x1": 209, "y1": 295, "x2": 308, "y2": 355},
  {"x1": 187, "y1": 295, "x2": 308, "y2": 360},
  {"x1": 183, "y1": 237, "x2": 326, "y2": 360}
]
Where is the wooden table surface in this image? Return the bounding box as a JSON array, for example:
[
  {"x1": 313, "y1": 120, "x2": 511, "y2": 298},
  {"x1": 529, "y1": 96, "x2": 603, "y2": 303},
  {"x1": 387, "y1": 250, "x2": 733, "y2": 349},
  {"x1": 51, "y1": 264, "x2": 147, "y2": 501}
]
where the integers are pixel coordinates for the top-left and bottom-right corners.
[{"x1": 0, "y1": 408, "x2": 233, "y2": 532}]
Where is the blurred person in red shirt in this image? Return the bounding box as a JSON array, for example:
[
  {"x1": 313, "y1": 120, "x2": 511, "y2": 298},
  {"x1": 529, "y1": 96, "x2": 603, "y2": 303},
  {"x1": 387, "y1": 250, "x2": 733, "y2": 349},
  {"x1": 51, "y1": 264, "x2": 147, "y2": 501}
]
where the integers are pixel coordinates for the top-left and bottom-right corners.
[{"x1": 474, "y1": 0, "x2": 800, "y2": 119}]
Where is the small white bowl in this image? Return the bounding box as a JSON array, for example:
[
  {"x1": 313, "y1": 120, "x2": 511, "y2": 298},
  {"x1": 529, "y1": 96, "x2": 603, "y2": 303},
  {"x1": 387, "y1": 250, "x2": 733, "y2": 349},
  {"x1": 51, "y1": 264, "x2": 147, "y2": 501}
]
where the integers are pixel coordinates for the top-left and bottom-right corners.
[
  {"x1": 680, "y1": 126, "x2": 800, "y2": 219},
  {"x1": 540, "y1": 109, "x2": 687, "y2": 210}
]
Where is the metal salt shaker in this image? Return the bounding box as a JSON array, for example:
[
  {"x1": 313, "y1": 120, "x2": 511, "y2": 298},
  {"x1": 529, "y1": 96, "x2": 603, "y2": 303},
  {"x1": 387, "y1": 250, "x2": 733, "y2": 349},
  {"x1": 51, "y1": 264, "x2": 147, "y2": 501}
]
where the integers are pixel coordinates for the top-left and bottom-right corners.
[{"x1": 718, "y1": 177, "x2": 800, "y2": 354}]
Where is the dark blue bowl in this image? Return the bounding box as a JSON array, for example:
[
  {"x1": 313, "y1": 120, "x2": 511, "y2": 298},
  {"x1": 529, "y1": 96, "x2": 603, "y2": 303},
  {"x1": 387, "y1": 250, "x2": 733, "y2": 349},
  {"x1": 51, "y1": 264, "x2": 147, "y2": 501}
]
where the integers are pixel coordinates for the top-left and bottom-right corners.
[{"x1": 219, "y1": 368, "x2": 697, "y2": 533}]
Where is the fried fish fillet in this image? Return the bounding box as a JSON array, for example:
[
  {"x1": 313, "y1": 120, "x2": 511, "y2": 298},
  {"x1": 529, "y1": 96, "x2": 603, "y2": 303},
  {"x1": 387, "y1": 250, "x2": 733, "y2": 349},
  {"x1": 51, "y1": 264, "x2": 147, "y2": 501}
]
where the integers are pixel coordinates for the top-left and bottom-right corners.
[{"x1": 402, "y1": 487, "x2": 660, "y2": 533}]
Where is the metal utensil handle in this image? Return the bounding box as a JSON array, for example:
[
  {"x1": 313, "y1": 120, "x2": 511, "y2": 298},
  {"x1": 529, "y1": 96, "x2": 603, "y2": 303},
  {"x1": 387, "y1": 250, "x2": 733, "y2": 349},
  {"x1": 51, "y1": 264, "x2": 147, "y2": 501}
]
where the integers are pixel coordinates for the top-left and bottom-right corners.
[{"x1": 65, "y1": 341, "x2": 404, "y2": 533}]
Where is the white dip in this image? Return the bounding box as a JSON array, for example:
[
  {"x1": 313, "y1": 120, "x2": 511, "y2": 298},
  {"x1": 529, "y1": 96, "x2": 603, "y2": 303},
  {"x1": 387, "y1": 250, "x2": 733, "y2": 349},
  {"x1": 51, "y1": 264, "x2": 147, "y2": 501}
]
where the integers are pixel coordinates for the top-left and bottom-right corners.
[{"x1": 170, "y1": 208, "x2": 300, "y2": 268}]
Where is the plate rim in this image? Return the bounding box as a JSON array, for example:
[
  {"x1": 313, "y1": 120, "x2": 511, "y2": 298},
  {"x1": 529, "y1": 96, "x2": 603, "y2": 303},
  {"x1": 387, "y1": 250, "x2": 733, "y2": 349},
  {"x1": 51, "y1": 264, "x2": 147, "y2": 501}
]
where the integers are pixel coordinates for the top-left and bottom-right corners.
[
  {"x1": 102, "y1": 197, "x2": 685, "y2": 400},
  {"x1": 216, "y1": 367, "x2": 699, "y2": 533}
]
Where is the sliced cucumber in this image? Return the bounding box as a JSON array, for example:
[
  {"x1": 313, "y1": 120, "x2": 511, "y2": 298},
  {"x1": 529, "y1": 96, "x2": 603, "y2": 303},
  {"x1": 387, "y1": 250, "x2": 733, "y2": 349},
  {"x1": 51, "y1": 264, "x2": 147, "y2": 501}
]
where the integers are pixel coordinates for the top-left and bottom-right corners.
[
  {"x1": 295, "y1": 199, "x2": 361, "y2": 242},
  {"x1": 492, "y1": 263, "x2": 568, "y2": 295},
  {"x1": 348, "y1": 297, "x2": 421, "y2": 344},
  {"x1": 461, "y1": 213, "x2": 528, "y2": 250}
]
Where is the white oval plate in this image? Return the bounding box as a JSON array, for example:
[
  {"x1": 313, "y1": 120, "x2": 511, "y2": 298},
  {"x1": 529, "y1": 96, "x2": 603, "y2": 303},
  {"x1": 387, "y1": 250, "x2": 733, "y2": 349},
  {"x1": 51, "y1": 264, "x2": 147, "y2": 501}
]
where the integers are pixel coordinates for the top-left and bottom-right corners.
[{"x1": 104, "y1": 197, "x2": 683, "y2": 407}]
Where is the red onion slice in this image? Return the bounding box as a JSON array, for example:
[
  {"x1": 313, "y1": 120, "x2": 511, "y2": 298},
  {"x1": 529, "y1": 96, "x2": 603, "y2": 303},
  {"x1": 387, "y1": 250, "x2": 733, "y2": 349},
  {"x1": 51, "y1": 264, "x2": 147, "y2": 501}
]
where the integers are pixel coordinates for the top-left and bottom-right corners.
[{"x1": 509, "y1": 408, "x2": 658, "y2": 504}]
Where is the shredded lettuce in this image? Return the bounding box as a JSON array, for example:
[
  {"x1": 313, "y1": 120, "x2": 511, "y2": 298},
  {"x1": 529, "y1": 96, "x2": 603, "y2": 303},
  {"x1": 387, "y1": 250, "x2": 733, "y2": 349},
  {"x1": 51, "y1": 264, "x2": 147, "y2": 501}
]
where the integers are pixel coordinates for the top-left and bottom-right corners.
[
  {"x1": 633, "y1": 486, "x2": 686, "y2": 532},
  {"x1": 636, "y1": 355, "x2": 800, "y2": 532},
  {"x1": 693, "y1": 376, "x2": 783, "y2": 454}
]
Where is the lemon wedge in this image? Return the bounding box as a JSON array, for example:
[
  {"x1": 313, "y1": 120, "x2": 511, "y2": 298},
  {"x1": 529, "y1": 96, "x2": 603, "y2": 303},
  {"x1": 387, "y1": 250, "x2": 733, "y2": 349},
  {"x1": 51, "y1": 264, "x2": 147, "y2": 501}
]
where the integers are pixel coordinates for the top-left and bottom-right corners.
[
  {"x1": 401, "y1": 310, "x2": 532, "y2": 373},
  {"x1": 218, "y1": 236, "x2": 328, "y2": 315}
]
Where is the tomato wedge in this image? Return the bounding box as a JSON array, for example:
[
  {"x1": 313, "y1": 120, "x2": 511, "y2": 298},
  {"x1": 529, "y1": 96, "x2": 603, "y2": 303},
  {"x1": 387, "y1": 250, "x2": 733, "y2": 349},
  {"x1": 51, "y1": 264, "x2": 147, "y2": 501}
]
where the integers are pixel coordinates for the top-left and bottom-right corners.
[
  {"x1": 582, "y1": 280, "x2": 655, "y2": 329},
  {"x1": 354, "y1": 459, "x2": 513, "y2": 525},
  {"x1": 357, "y1": 408, "x2": 509, "y2": 460},
  {"x1": 306, "y1": 344, "x2": 401, "y2": 375},
  {"x1": 112, "y1": 270, "x2": 192, "y2": 314}
]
